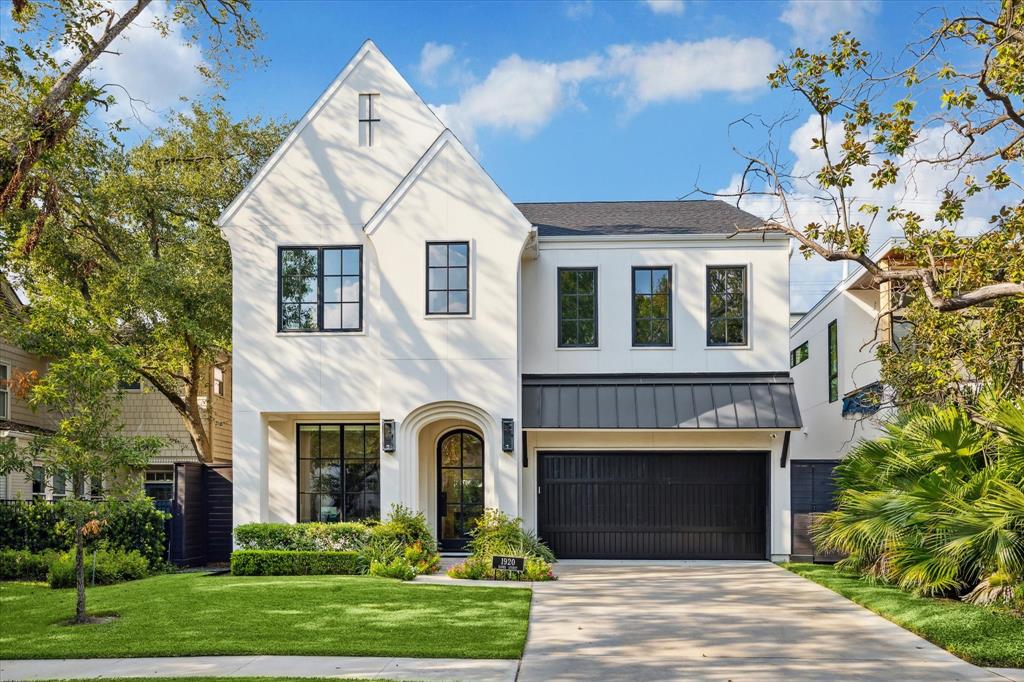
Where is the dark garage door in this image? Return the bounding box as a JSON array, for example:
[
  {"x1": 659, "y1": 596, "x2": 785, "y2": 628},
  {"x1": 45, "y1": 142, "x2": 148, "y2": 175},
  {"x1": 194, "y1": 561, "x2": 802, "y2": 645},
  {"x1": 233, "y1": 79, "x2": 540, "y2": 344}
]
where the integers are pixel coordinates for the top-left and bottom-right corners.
[{"x1": 537, "y1": 451, "x2": 768, "y2": 560}]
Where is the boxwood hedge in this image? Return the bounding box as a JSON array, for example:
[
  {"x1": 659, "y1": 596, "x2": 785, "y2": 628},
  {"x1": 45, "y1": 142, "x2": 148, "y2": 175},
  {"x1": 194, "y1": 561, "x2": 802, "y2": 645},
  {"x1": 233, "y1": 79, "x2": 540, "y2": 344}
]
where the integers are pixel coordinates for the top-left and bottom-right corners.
[{"x1": 230, "y1": 549, "x2": 361, "y2": 576}]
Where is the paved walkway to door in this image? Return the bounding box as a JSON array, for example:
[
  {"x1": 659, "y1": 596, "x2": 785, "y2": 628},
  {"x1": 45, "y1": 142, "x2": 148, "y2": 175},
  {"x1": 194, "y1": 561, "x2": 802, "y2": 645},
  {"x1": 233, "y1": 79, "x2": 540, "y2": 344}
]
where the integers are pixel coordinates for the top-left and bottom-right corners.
[{"x1": 517, "y1": 560, "x2": 1018, "y2": 682}]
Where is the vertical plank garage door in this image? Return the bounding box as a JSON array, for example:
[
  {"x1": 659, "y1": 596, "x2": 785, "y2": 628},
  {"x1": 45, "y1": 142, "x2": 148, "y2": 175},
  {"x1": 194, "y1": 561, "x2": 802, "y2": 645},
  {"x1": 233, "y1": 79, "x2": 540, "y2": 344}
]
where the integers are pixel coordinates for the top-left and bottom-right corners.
[
  {"x1": 537, "y1": 451, "x2": 768, "y2": 559},
  {"x1": 790, "y1": 460, "x2": 842, "y2": 563}
]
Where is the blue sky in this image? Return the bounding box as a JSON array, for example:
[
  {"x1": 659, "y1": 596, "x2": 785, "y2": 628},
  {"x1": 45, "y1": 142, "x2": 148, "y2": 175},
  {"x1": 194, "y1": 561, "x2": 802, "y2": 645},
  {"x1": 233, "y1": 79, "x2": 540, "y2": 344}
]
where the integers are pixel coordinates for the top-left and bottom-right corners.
[{"x1": 11, "y1": 0, "x2": 975, "y2": 309}]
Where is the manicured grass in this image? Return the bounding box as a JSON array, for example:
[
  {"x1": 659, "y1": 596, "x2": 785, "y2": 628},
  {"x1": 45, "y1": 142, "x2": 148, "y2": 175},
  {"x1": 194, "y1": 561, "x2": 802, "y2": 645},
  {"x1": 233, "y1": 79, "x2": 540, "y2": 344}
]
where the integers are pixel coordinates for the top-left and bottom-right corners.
[
  {"x1": 0, "y1": 572, "x2": 532, "y2": 660},
  {"x1": 786, "y1": 563, "x2": 1024, "y2": 668},
  {"x1": 36, "y1": 679, "x2": 389, "y2": 682}
]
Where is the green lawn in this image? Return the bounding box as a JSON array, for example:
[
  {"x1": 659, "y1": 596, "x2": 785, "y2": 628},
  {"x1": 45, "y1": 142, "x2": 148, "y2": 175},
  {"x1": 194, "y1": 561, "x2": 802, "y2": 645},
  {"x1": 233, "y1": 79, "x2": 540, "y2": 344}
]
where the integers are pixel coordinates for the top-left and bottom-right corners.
[
  {"x1": 786, "y1": 563, "x2": 1024, "y2": 668},
  {"x1": 35, "y1": 680, "x2": 388, "y2": 682},
  {"x1": 0, "y1": 572, "x2": 532, "y2": 660}
]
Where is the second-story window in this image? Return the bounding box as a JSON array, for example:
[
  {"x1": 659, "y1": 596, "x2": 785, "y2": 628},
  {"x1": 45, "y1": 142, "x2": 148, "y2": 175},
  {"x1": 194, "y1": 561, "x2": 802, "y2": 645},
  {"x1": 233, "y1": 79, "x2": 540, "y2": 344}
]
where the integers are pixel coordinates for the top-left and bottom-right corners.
[
  {"x1": 790, "y1": 341, "x2": 809, "y2": 367},
  {"x1": 427, "y1": 242, "x2": 470, "y2": 315},
  {"x1": 632, "y1": 266, "x2": 672, "y2": 347},
  {"x1": 707, "y1": 266, "x2": 748, "y2": 346},
  {"x1": 558, "y1": 268, "x2": 598, "y2": 347},
  {"x1": 828, "y1": 319, "x2": 839, "y2": 402},
  {"x1": 213, "y1": 367, "x2": 225, "y2": 397},
  {"x1": 279, "y1": 246, "x2": 362, "y2": 332},
  {"x1": 359, "y1": 93, "x2": 380, "y2": 147},
  {"x1": 0, "y1": 364, "x2": 7, "y2": 420}
]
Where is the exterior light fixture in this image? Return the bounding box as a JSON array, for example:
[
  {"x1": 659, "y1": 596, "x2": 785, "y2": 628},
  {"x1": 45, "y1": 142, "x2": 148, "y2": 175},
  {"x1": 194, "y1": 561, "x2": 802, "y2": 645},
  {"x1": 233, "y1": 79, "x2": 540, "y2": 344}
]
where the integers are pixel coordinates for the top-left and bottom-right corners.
[
  {"x1": 381, "y1": 419, "x2": 396, "y2": 453},
  {"x1": 501, "y1": 418, "x2": 514, "y2": 453}
]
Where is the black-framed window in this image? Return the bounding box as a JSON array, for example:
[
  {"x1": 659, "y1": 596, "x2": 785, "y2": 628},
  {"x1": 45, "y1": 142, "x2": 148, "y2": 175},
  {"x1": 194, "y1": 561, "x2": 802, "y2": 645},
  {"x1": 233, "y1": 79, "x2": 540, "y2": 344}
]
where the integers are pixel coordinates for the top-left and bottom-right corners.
[
  {"x1": 632, "y1": 266, "x2": 672, "y2": 346},
  {"x1": 827, "y1": 319, "x2": 839, "y2": 403},
  {"x1": 358, "y1": 93, "x2": 380, "y2": 147},
  {"x1": 427, "y1": 241, "x2": 470, "y2": 315},
  {"x1": 279, "y1": 246, "x2": 362, "y2": 332},
  {"x1": 31, "y1": 466, "x2": 44, "y2": 499},
  {"x1": 707, "y1": 265, "x2": 748, "y2": 346},
  {"x1": 297, "y1": 423, "x2": 380, "y2": 522},
  {"x1": 790, "y1": 341, "x2": 809, "y2": 367},
  {"x1": 558, "y1": 268, "x2": 598, "y2": 347}
]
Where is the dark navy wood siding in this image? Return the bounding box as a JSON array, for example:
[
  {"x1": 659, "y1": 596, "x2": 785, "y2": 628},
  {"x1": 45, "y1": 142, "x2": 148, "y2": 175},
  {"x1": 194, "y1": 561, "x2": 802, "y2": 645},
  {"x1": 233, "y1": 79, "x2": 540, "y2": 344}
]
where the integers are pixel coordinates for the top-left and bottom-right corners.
[
  {"x1": 537, "y1": 451, "x2": 768, "y2": 560},
  {"x1": 790, "y1": 460, "x2": 842, "y2": 563}
]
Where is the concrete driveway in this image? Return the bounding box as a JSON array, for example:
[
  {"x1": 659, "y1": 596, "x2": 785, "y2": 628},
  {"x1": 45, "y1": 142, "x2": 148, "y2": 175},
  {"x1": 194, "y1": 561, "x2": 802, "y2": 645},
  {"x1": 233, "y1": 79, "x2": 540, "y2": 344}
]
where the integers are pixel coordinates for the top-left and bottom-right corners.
[{"x1": 518, "y1": 561, "x2": 1015, "y2": 682}]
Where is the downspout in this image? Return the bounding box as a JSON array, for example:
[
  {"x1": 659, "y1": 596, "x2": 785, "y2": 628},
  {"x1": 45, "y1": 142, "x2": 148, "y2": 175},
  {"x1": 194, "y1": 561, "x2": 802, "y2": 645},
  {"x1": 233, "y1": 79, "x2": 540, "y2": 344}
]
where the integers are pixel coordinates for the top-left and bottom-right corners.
[{"x1": 780, "y1": 431, "x2": 791, "y2": 468}]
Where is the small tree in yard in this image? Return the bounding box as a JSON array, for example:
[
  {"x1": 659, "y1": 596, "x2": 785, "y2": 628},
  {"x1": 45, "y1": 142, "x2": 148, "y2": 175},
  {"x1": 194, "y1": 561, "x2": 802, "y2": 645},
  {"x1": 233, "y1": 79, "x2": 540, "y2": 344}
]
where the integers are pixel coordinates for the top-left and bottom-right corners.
[{"x1": 0, "y1": 349, "x2": 161, "y2": 624}]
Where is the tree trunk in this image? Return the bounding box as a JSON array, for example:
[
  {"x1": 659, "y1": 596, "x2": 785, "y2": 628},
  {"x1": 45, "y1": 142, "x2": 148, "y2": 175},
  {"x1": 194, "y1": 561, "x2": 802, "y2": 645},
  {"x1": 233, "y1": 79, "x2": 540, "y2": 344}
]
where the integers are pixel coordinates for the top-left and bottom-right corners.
[{"x1": 74, "y1": 509, "x2": 87, "y2": 623}]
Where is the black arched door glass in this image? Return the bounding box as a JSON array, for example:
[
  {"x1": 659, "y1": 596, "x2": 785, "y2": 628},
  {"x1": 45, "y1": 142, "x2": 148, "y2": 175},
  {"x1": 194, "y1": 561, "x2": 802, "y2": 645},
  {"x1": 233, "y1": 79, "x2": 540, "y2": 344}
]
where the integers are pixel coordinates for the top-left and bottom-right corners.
[{"x1": 437, "y1": 430, "x2": 484, "y2": 551}]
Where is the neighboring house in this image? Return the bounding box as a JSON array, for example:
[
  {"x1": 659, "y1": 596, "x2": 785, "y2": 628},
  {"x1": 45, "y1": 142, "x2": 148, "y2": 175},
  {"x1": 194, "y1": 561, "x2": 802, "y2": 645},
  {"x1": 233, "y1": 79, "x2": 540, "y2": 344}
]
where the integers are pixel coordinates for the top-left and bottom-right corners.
[
  {"x1": 219, "y1": 40, "x2": 806, "y2": 561},
  {"x1": 0, "y1": 278, "x2": 234, "y2": 564},
  {"x1": 787, "y1": 241, "x2": 903, "y2": 561}
]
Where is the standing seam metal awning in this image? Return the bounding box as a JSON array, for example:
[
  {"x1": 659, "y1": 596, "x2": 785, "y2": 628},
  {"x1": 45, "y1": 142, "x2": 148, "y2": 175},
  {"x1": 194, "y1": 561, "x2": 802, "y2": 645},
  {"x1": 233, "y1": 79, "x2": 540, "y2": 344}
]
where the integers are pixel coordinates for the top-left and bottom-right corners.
[{"x1": 522, "y1": 373, "x2": 802, "y2": 430}]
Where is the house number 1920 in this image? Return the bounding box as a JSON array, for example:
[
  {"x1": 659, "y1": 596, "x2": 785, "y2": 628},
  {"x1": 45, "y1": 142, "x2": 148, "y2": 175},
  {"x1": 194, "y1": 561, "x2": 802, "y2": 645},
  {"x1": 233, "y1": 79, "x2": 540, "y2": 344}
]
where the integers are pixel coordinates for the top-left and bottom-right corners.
[{"x1": 491, "y1": 555, "x2": 525, "y2": 572}]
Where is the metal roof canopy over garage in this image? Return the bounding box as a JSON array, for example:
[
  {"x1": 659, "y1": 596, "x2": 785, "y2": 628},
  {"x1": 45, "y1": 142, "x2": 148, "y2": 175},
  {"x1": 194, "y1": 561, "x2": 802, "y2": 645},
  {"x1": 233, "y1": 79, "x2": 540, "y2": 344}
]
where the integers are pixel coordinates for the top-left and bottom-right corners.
[{"x1": 522, "y1": 373, "x2": 802, "y2": 430}]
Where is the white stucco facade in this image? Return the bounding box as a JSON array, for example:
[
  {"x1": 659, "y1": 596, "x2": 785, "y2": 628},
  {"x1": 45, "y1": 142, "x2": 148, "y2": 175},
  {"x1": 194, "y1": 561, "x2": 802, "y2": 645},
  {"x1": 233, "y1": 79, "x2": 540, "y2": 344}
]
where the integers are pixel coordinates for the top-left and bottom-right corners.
[{"x1": 221, "y1": 41, "x2": 805, "y2": 560}]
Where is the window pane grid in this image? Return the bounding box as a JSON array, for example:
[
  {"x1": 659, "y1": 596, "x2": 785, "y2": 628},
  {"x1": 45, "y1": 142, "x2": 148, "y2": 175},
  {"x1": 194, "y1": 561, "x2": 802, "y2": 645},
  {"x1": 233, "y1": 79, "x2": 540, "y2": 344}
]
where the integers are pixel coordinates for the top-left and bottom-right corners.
[
  {"x1": 426, "y1": 242, "x2": 470, "y2": 315},
  {"x1": 707, "y1": 266, "x2": 747, "y2": 346},
  {"x1": 280, "y1": 247, "x2": 362, "y2": 332},
  {"x1": 298, "y1": 424, "x2": 380, "y2": 523},
  {"x1": 558, "y1": 268, "x2": 597, "y2": 347},
  {"x1": 632, "y1": 267, "x2": 672, "y2": 346}
]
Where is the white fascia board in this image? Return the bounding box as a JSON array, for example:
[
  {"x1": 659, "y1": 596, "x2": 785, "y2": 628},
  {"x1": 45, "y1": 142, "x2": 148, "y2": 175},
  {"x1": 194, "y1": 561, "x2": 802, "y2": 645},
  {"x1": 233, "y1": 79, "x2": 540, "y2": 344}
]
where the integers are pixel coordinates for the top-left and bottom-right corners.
[
  {"x1": 537, "y1": 233, "x2": 790, "y2": 249},
  {"x1": 789, "y1": 237, "x2": 905, "y2": 337},
  {"x1": 364, "y1": 129, "x2": 534, "y2": 237},
  {"x1": 216, "y1": 40, "x2": 379, "y2": 229}
]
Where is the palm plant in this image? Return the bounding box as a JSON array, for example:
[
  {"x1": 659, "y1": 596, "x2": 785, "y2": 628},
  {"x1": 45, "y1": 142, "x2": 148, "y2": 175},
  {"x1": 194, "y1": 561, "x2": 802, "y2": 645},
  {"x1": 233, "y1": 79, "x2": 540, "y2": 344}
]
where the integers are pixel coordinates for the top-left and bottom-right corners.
[{"x1": 814, "y1": 396, "x2": 1024, "y2": 602}]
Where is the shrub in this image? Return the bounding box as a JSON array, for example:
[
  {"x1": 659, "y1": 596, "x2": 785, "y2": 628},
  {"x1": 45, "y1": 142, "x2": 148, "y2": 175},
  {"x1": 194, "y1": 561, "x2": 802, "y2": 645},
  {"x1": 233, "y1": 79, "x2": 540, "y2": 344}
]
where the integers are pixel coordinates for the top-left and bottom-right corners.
[
  {"x1": 0, "y1": 497, "x2": 167, "y2": 568},
  {"x1": 467, "y1": 509, "x2": 556, "y2": 563},
  {"x1": 369, "y1": 557, "x2": 417, "y2": 581},
  {"x1": 372, "y1": 505, "x2": 437, "y2": 553},
  {"x1": 446, "y1": 555, "x2": 556, "y2": 581},
  {"x1": 233, "y1": 522, "x2": 371, "y2": 551},
  {"x1": 47, "y1": 549, "x2": 150, "y2": 588},
  {"x1": 230, "y1": 550, "x2": 361, "y2": 576},
  {"x1": 405, "y1": 541, "x2": 440, "y2": 575},
  {"x1": 447, "y1": 556, "x2": 492, "y2": 580},
  {"x1": 0, "y1": 549, "x2": 58, "y2": 582}
]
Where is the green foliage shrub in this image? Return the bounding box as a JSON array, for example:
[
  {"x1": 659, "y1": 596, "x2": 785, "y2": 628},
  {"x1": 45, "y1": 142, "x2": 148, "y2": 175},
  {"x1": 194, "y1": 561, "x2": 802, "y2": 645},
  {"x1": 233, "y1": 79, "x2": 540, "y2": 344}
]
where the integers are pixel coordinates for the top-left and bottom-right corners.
[
  {"x1": 369, "y1": 557, "x2": 417, "y2": 581},
  {"x1": 230, "y1": 549, "x2": 361, "y2": 576},
  {"x1": 371, "y1": 505, "x2": 437, "y2": 553},
  {"x1": 233, "y1": 522, "x2": 371, "y2": 551},
  {"x1": 47, "y1": 549, "x2": 150, "y2": 588},
  {"x1": 447, "y1": 509, "x2": 557, "y2": 581},
  {"x1": 404, "y1": 541, "x2": 440, "y2": 575},
  {"x1": 0, "y1": 498, "x2": 167, "y2": 568},
  {"x1": 0, "y1": 549, "x2": 59, "y2": 581}
]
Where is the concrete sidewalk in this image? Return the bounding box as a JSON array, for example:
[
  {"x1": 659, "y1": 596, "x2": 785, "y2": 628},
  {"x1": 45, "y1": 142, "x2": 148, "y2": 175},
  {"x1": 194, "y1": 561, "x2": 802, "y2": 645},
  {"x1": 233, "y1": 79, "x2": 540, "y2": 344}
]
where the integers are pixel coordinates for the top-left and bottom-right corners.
[{"x1": 0, "y1": 655, "x2": 518, "y2": 681}]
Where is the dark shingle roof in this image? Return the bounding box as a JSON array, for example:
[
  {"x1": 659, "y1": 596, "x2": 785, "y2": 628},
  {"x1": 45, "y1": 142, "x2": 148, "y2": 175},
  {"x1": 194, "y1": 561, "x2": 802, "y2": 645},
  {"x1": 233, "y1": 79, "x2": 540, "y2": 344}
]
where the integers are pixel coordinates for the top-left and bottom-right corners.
[{"x1": 515, "y1": 200, "x2": 764, "y2": 237}]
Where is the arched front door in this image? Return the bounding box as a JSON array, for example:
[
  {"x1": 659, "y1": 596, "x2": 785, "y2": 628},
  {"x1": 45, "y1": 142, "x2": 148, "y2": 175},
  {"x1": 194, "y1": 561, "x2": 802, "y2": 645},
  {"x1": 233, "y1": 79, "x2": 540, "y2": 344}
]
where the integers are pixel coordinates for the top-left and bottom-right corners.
[{"x1": 437, "y1": 429, "x2": 484, "y2": 551}]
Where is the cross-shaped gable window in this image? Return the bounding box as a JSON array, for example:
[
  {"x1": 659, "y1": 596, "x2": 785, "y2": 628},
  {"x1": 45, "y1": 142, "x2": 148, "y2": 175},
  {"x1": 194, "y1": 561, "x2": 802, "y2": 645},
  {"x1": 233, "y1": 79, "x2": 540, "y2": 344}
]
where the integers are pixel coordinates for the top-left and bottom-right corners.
[{"x1": 358, "y1": 93, "x2": 380, "y2": 147}]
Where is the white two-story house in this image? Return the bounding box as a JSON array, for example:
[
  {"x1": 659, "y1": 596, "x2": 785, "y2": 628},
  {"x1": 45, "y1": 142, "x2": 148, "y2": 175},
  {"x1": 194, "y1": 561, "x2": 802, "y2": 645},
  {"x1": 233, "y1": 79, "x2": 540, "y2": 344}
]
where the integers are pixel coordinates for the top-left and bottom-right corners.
[{"x1": 219, "y1": 40, "x2": 804, "y2": 561}]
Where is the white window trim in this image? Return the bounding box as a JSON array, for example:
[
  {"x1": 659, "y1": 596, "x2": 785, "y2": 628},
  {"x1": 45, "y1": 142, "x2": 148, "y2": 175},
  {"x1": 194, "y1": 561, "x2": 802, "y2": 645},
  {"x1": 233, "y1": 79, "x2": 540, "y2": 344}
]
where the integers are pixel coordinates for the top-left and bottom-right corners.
[
  {"x1": 0, "y1": 362, "x2": 9, "y2": 421},
  {"x1": 704, "y1": 261, "x2": 754, "y2": 351}
]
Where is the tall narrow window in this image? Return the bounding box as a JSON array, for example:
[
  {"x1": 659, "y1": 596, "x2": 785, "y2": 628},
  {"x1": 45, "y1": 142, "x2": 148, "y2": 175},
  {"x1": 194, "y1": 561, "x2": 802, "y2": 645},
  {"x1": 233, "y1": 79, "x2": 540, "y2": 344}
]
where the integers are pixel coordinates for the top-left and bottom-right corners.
[
  {"x1": 31, "y1": 466, "x2": 44, "y2": 499},
  {"x1": 632, "y1": 266, "x2": 672, "y2": 346},
  {"x1": 558, "y1": 268, "x2": 598, "y2": 347},
  {"x1": 0, "y1": 364, "x2": 8, "y2": 420},
  {"x1": 298, "y1": 423, "x2": 380, "y2": 522},
  {"x1": 279, "y1": 246, "x2": 362, "y2": 332},
  {"x1": 51, "y1": 472, "x2": 66, "y2": 500},
  {"x1": 707, "y1": 265, "x2": 748, "y2": 346},
  {"x1": 358, "y1": 93, "x2": 380, "y2": 147},
  {"x1": 426, "y1": 242, "x2": 470, "y2": 315},
  {"x1": 213, "y1": 367, "x2": 224, "y2": 397},
  {"x1": 827, "y1": 319, "x2": 839, "y2": 403}
]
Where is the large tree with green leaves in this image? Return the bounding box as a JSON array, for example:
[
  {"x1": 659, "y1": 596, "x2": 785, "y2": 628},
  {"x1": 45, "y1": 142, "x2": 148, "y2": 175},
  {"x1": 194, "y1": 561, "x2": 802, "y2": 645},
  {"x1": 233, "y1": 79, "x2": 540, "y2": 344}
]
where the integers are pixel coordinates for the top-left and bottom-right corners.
[
  {"x1": 712, "y1": 1, "x2": 1023, "y2": 313},
  {"x1": 4, "y1": 106, "x2": 288, "y2": 461},
  {"x1": 0, "y1": 350, "x2": 162, "y2": 623},
  {"x1": 0, "y1": 0, "x2": 262, "y2": 216}
]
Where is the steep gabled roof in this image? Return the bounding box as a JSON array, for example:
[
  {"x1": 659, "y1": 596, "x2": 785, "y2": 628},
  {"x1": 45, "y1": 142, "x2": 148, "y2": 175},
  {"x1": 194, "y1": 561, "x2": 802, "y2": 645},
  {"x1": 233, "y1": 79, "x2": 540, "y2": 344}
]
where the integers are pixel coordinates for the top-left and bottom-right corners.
[{"x1": 516, "y1": 200, "x2": 765, "y2": 237}]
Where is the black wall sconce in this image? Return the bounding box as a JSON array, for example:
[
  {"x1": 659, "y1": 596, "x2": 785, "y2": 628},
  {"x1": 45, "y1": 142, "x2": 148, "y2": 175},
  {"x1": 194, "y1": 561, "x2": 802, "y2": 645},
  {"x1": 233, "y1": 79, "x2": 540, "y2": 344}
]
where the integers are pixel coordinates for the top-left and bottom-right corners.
[
  {"x1": 501, "y1": 418, "x2": 514, "y2": 452},
  {"x1": 381, "y1": 419, "x2": 396, "y2": 453}
]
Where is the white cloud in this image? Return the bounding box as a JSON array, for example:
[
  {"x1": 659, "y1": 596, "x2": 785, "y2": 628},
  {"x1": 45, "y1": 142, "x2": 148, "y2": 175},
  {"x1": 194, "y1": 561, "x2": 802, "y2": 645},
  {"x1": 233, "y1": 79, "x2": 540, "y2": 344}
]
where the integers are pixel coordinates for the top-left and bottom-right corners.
[
  {"x1": 779, "y1": 0, "x2": 880, "y2": 46},
  {"x1": 54, "y1": 2, "x2": 204, "y2": 129},
  {"x1": 644, "y1": 0, "x2": 684, "y2": 15},
  {"x1": 605, "y1": 38, "x2": 780, "y2": 110},
  {"x1": 417, "y1": 42, "x2": 456, "y2": 85},
  {"x1": 565, "y1": 1, "x2": 594, "y2": 19},
  {"x1": 718, "y1": 115, "x2": 1004, "y2": 310},
  {"x1": 432, "y1": 54, "x2": 601, "y2": 147}
]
